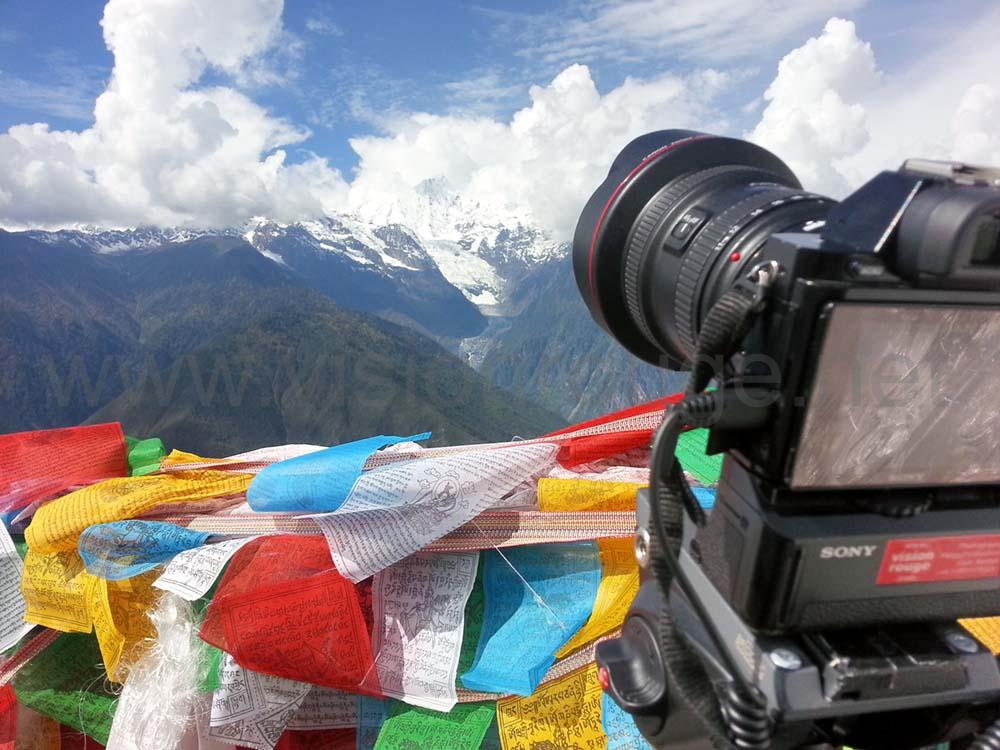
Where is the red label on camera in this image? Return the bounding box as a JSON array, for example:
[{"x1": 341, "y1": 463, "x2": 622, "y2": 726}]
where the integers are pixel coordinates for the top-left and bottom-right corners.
[{"x1": 877, "y1": 535, "x2": 1000, "y2": 585}]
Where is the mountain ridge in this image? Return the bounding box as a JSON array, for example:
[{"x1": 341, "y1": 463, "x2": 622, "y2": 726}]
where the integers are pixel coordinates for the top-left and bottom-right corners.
[
  {"x1": 1, "y1": 230, "x2": 564, "y2": 454},
  {"x1": 6, "y1": 186, "x2": 675, "y2": 429},
  {"x1": 21, "y1": 178, "x2": 566, "y2": 315}
]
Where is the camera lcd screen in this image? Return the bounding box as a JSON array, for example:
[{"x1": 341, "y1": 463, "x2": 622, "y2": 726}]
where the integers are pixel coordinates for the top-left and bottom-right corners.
[{"x1": 790, "y1": 303, "x2": 1000, "y2": 489}]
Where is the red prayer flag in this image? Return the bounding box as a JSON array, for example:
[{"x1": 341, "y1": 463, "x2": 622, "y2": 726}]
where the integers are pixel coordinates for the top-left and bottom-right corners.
[
  {"x1": 0, "y1": 423, "x2": 127, "y2": 512},
  {"x1": 269, "y1": 729, "x2": 357, "y2": 750},
  {"x1": 544, "y1": 393, "x2": 681, "y2": 467},
  {"x1": 201, "y1": 536, "x2": 380, "y2": 696},
  {"x1": 0, "y1": 686, "x2": 15, "y2": 750}
]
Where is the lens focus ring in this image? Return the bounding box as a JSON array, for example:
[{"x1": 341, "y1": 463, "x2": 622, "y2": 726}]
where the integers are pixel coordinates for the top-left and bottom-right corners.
[
  {"x1": 623, "y1": 167, "x2": 774, "y2": 356},
  {"x1": 673, "y1": 186, "x2": 804, "y2": 359},
  {"x1": 623, "y1": 171, "x2": 720, "y2": 347}
]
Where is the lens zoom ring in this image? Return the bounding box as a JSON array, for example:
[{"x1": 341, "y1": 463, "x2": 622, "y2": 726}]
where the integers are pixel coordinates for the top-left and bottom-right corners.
[
  {"x1": 623, "y1": 196, "x2": 670, "y2": 345},
  {"x1": 623, "y1": 167, "x2": 756, "y2": 353},
  {"x1": 673, "y1": 186, "x2": 794, "y2": 358}
]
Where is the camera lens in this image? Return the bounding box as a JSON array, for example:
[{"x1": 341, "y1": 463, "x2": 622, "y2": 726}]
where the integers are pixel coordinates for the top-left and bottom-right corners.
[{"x1": 573, "y1": 130, "x2": 834, "y2": 366}]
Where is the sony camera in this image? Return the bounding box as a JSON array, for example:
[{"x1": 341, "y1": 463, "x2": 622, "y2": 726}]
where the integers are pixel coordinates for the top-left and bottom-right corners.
[{"x1": 573, "y1": 130, "x2": 1000, "y2": 749}]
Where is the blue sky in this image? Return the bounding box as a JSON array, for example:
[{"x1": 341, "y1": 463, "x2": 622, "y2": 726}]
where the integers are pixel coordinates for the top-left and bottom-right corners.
[
  {"x1": 1, "y1": 0, "x2": 998, "y2": 232},
  {"x1": 1, "y1": 0, "x2": 987, "y2": 172},
  {"x1": 2, "y1": 0, "x2": 542, "y2": 171}
]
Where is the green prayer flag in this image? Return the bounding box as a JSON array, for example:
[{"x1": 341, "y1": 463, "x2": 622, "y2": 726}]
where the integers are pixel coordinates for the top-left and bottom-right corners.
[
  {"x1": 198, "y1": 641, "x2": 223, "y2": 693},
  {"x1": 13, "y1": 633, "x2": 118, "y2": 745},
  {"x1": 125, "y1": 435, "x2": 166, "y2": 477},
  {"x1": 190, "y1": 592, "x2": 223, "y2": 692},
  {"x1": 374, "y1": 701, "x2": 496, "y2": 750},
  {"x1": 676, "y1": 428, "x2": 723, "y2": 485},
  {"x1": 481, "y1": 718, "x2": 502, "y2": 750}
]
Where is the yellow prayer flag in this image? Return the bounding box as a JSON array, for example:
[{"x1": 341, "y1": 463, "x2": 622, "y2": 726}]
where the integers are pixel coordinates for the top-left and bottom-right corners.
[
  {"x1": 557, "y1": 538, "x2": 638, "y2": 658},
  {"x1": 90, "y1": 571, "x2": 159, "y2": 682},
  {"x1": 25, "y1": 471, "x2": 251, "y2": 553},
  {"x1": 537, "y1": 478, "x2": 643, "y2": 513},
  {"x1": 159, "y1": 449, "x2": 212, "y2": 466},
  {"x1": 22, "y1": 548, "x2": 160, "y2": 679},
  {"x1": 496, "y1": 664, "x2": 607, "y2": 750},
  {"x1": 88, "y1": 576, "x2": 124, "y2": 681},
  {"x1": 959, "y1": 617, "x2": 1000, "y2": 654},
  {"x1": 21, "y1": 549, "x2": 95, "y2": 633}
]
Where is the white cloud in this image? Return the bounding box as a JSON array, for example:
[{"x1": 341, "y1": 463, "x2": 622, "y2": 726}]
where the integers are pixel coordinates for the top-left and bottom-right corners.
[
  {"x1": 305, "y1": 15, "x2": 343, "y2": 37},
  {"x1": 349, "y1": 9, "x2": 1000, "y2": 239},
  {"x1": 4, "y1": 0, "x2": 999, "y2": 239},
  {"x1": 748, "y1": 18, "x2": 880, "y2": 196},
  {"x1": 512, "y1": 0, "x2": 866, "y2": 65},
  {"x1": 749, "y1": 9, "x2": 1000, "y2": 198},
  {"x1": 348, "y1": 65, "x2": 732, "y2": 238},
  {"x1": 843, "y1": 5, "x2": 1000, "y2": 182},
  {"x1": 951, "y1": 84, "x2": 1000, "y2": 166},
  {"x1": 0, "y1": 0, "x2": 347, "y2": 229}
]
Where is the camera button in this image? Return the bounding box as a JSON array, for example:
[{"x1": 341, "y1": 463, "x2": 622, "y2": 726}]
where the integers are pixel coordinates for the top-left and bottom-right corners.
[{"x1": 664, "y1": 207, "x2": 710, "y2": 253}]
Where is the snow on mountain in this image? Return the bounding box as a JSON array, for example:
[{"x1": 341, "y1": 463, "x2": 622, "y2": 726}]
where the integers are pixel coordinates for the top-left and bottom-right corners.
[
  {"x1": 18, "y1": 180, "x2": 568, "y2": 315},
  {"x1": 243, "y1": 216, "x2": 434, "y2": 273},
  {"x1": 24, "y1": 225, "x2": 219, "y2": 253},
  {"x1": 354, "y1": 177, "x2": 565, "y2": 260},
  {"x1": 423, "y1": 239, "x2": 505, "y2": 308},
  {"x1": 348, "y1": 178, "x2": 567, "y2": 312}
]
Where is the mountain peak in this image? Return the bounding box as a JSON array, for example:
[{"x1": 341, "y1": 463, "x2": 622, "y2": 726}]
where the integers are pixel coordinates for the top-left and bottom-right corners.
[
  {"x1": 18, "y1": 188, "x2": 568, "y2": 316},
  {"x1": 414, "y1": 176, "x2": 460, "y2": 205}
]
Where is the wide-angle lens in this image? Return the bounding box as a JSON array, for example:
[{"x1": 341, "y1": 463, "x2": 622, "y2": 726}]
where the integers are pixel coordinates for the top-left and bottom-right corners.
[{"x1": 573, "y1": 130, "x2": 834, "y2": 366}]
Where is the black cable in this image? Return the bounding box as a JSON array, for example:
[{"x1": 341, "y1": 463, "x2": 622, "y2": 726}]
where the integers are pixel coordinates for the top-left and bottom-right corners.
[
  {"x1": 645, "y1": 276, "x2": 775, "y2": 749},
  {"x1": 648, "y1": 411, "x2": 772, "y2": 750},
  {"x1": 657, "y1": 565, "x2": 741, "y2": 750},
  {"x1": 687, "y1": 283, "x2": 760, "y2": 395},
  {"x1": 718, "y1": 683, "x2": 774, "y2": 750},
  {"x1": 970, "y1": 718, "x2": 1000, "y2": 750},
  {"x1": 647, "y1": 405, "x2": 756, "y2": 696},
  {"x1": 644, "y1": 413, "x2": 737, "y2": 750}
]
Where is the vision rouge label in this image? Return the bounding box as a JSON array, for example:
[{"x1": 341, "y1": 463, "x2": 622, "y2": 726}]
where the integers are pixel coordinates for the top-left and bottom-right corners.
[{"x1": 877, "y1": 535, "x2": 1000, "y2": 585}]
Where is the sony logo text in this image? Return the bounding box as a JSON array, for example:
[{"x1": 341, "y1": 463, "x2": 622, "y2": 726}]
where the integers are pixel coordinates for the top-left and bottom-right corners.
[{"x1": 819, "y1": 545, "x2": 878, "y2": 559}]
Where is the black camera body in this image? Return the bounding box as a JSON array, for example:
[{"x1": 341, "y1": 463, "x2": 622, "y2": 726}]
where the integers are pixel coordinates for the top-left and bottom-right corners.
[
  {"x1": 700, "y1": 448, "x2": 1000, "y2": 634},
  {"x1": 699, "y1": 166, "x2": 1000, "y2": 632},
  {"x1": 573, "y1": 130, "x2": 1000, "y2": 748},
  {"x1": 711, "y1": 171, "x2": 1000, "y2": 499}
]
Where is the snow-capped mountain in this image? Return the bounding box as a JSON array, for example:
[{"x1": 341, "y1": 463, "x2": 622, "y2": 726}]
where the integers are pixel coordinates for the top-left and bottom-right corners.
[
  {"x1": 5, "y1": 185, "x2": 671, "y2": 428},
  {"x1": 245, "y1": 217, "x2": 438, "y2": 274},
  {"x1": 350, "y1": 178, "x2": 565, "y2": 310},
  {"x1": 25, "y1": 225, "x2": 217, "y2": 253},
  {"x1": 24, "y1": 177, "x2": 566, "y2": 316}
]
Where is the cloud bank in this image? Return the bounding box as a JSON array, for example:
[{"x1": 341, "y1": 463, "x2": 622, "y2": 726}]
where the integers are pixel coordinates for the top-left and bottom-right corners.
[
  {"x1": 750, "y1": 13, "x2": 1000, "y2": 198},
  {"x1": 1, "y1": 1, "x2": 999, "y2": 237},
  {"x1": 348, "y1": 66, "x2": 732, "y2": 237},
  {"x1": 748, "y1": 18, "x2": 880, "y2": 196},
  {"x1": 0, "y1": 0, "x2": 348, "y2": 228},
  {"x1": 519, "y1": 0, "x2": 865, "y2": 65}
]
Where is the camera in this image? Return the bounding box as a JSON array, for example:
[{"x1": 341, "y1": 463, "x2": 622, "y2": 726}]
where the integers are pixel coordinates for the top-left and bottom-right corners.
[{"x1": 574, "y1": 130, "x2": 1000, "y2": 749}]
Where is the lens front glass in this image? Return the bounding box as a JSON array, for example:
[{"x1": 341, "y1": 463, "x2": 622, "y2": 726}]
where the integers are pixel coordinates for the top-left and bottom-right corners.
[{"x1": 791, "y1": 303, "x2": 1000, "y2": 489}]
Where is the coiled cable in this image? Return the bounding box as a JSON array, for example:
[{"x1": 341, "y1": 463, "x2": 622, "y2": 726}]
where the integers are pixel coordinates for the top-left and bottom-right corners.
[
  {"x1": 718, "y1": 683, "x2": 773, "y2": 750},
  {"x1": 969, "y1": 718, "x2": 1000, "y2": 750}
]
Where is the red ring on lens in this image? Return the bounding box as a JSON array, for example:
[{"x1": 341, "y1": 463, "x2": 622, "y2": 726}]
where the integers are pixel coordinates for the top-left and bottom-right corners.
[{"x1": 587, "y1": 134, "x2": 713, "y2": 303}]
